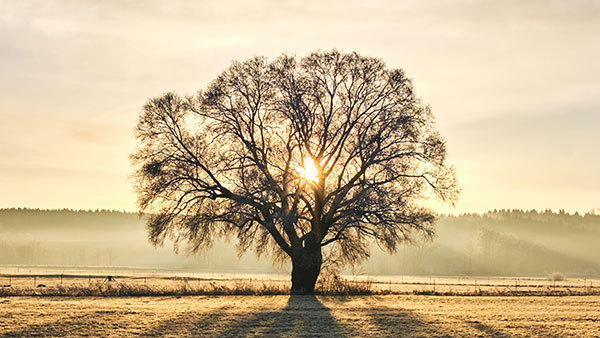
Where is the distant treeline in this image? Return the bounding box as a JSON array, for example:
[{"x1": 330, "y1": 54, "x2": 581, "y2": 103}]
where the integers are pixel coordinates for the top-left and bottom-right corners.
[
  {"x1": 455, "y1": 208, "x2": 600, "y2": 228},
  {"x1": 2, "y1": 207, "x2": 597, "y2": 232},
  {"x1": 0, "y1": 208, "x2": 140, "y2": 234},
  {"x1": 370, "y1": 209, "x2": 600, "y2": 277},
  {"x1": 1, "y1": 208, "x2": 599, "y2": 277}
]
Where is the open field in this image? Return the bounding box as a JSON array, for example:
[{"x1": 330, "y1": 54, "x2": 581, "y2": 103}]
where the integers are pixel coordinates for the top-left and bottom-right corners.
[{"x1": 1, "y1": 295, "x2": 599, "y2": 337}]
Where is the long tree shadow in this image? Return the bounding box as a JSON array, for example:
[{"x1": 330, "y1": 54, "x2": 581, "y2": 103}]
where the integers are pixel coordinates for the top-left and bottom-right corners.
[
  {"x1": 363, "y1": 301, "x2": 514, "y2": 338},
  {"x1": 1, "y1": 301, "x2": 232, "y2": 337},
  {"x1": 0, "y1": 311, "x2": 141, "y2": 337},
  {"x1": 143, "y1": 304, "x2": 234, "y2": 337},
  {"x1": 213, "y1": 295, "x2": 348, "y2": 338},
  {"x1": 467, "y1": 320, "x2": 514, "y2": 338},
  {"x1": 1, "y1": 313, "x2": 90, "y2": 337},
  {"x1": 136, "y1": 295, "x2": 347, "y2": 337}
]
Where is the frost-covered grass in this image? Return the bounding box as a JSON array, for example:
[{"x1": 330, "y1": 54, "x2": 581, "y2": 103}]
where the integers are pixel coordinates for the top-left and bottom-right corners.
[{"x1": 1, "y1": 295, "x2": 599, "y2": 337}]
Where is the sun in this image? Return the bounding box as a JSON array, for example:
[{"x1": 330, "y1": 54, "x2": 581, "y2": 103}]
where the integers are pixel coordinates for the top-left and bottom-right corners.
[{"x1": 297, "y1": 158, "x2": 319, "y2": 182}]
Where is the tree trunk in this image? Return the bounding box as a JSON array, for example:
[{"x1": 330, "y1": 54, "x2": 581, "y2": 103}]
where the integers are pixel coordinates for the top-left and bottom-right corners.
[{"x1": 290, "y1": 247, "x2": 322, "y2": 295}]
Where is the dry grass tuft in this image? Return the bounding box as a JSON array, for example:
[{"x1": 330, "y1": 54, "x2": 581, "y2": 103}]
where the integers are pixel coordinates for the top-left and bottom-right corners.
[
  {"x1": 315, "y1": 274, "x2": 377, "y2": 295},
  {"x1": 0, "y1": 274, "x2": 382, "y2": 297},
  {"x1": 1, "y1": 274, "x2": 598, "y2": 297},
  {"x1": 0, "y1": 281, "x2": 289, "y2": 297},
  {"x1": 410, "y1": 288, "x2": 600, "y2": 297}
]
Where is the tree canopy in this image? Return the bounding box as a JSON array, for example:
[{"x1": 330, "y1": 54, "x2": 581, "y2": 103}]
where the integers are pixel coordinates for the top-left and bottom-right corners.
[{"x1": 132, "y1": 50, "x2": 458, "y2": 293}]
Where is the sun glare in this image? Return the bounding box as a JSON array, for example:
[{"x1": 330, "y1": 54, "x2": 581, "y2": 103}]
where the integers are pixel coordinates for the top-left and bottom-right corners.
[{"x1": 298, "y1": 158, "x2": 319, "y2": 182}]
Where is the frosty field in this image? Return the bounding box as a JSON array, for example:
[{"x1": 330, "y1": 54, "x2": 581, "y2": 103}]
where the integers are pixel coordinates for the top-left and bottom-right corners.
[{"x1": 1, "y1": 295, "x2": 599, "y2": 338}]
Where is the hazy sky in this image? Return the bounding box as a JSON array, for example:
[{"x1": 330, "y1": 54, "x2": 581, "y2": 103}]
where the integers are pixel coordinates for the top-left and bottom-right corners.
[{"x1": 1, "y1": 0, "x2": 598, "y2": 214}]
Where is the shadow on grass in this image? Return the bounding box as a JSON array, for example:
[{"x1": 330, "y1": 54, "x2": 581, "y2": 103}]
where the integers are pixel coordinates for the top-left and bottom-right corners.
[
  {"x1": 0, "y1": 296, "x2": 345, "y2": 338},
  {"x1": 143, "y1": 303, "x2": 234, "y2": 337},
  {"x1": 467, "y1": 320, "x2": 513, "y2": 338},
  {"x1": 212, "y1": 295, "x2": 348, "y2": 338},
  {"x1": 1, "y1": 296, "x2": 532, "y2": 338},
  {"x1": 363, "y1": 303, "x2": 453, "y2": 337},
  {"x1": 0, "y1": 312, "x2": 131, "y2": 337},
  {"x1": 128, "y1": 295, "x2": 348, "y2": 337},
  {"x1": 363, "y1": 301, "x2": 515, "y2": 338}
]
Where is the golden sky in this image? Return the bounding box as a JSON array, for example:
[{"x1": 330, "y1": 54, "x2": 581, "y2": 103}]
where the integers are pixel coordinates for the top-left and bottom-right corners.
[{"x1": 1, "y1": 0, "x2": 598, "y2": 214}]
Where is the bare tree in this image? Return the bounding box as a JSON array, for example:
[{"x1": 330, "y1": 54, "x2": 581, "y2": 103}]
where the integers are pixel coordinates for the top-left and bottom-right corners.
[{"x1": 132, "y1": 50, "x2": 458, "y2": 294}]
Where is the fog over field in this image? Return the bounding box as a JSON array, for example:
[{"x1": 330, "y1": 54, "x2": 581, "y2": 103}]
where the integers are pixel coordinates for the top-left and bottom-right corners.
[{"x1": 1, "y1": 208, "x2": 598, "y2": 278}]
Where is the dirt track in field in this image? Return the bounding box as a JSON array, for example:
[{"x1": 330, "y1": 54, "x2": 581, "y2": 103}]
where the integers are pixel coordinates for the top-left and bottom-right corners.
[{"x1": 1, "y1": 295, "x2": 599, "y2": 337}]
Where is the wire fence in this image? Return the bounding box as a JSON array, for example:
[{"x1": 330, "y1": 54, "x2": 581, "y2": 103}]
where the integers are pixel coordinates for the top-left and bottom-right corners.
[{"x1": 0, "y1": 268, "x2": 597, "y2": 295}]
